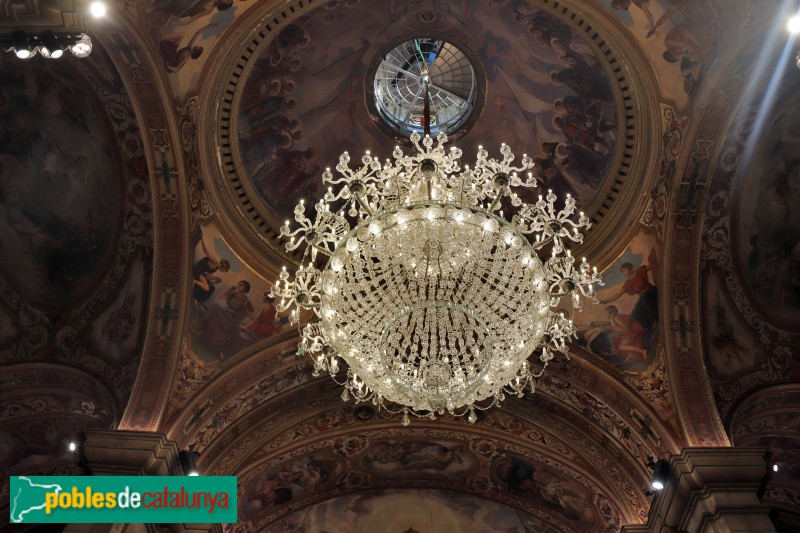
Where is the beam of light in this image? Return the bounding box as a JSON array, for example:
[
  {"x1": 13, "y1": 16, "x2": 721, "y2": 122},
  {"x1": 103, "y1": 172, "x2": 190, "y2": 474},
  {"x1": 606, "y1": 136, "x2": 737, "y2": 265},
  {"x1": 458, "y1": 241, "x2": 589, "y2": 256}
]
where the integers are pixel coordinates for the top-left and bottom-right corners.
[
  {"x1": 739, "y1": 36, "x2": 795, "y2": 172},
  {"x1": 733, "y1": 1, "x2": 799, "y2": 173}
]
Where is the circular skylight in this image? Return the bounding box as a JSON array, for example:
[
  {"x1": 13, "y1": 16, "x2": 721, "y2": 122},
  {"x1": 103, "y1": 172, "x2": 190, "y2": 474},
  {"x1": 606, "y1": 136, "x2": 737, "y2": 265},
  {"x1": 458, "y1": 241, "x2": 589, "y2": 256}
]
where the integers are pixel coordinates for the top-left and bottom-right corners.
[{"x1": 372, "y1": 38, "x2": 478, "y2": 137}]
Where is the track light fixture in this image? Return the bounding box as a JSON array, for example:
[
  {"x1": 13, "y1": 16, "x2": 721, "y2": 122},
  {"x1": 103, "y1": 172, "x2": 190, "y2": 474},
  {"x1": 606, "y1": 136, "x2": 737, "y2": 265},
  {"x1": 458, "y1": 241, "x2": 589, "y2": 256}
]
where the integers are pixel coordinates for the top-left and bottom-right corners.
[
  {"x1": 11, "y1": 30, "x2": 33, "y2": 59},
  {"x1": 647, "y1": 457, "x2": 670, "y2": 491},
  {"x1": 40, "y1": 31, "x2": 64, "y2": 59},
  {"x1": 3, "y1": 32, "x2": 93, "y2": 60},
  {"x1": 179, "y1": 446, "x2": 200, "y2": 476}
]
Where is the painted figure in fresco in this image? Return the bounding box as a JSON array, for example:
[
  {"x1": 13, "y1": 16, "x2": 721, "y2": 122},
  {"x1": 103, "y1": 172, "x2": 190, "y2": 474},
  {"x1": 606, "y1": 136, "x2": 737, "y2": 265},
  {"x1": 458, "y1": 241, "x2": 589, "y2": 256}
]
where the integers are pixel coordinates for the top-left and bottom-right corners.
[
  {"x1": 769, "y1": 158, "x2": 800, "y2": 221},
  {"x1": 248, "y1": 468, "x2": 296, "y2": 512},
  {"x1": 192, "y1": 237, "x2": 230, "y2": 304},
  {"x1": 552, "y1": 115, "x2": 612, "y2": 154},
  {"x1": 501, "y1": 459, "x2": 584, "y2": 522},
  {"x1": 600, "y1": 262, "x2": 658, "y2": 330},
  {"x1": 102, "y1": 293, "x2": 136, "y2": 343},
  {"x1": 159, "y1": 23, "x2": 217, "y2": 73},
  {"x1": 366, "y1": 441, "x2": 464, "y2": 472},
  {"x1": 245, "y1": 457, "x2": 332, "y2": 518},
  {"x1": 146, "y1": 0, "x2": 233, "y2": 25},
  {"x1": 532, "y1": 142, "x2": 580, "y2": 200},
  {"x1": 555, "y1": 143, "x2": 605, "y2": 189},
  {"x1": 243, "y1": 292, "x2": 284, "y2": 338},
  {"x1": 263, "y1": 148, "x2": 317, "y2": 201},
  {"x1": 200, "y1": 280, "x2": 254, "y2": 352},
  {"x1": 504, "y1": 459, "x2": 538, "y2": 496},
  {"x1": 661, "y1": 22, "x2": 716, "y2": 94},
  {"x1": 581, "y1": 306, "x2": 646, "y2": 363},
  {"x1": 551, "y1": 66, "x2": 615, "y2": 104},
  {"x1": 605, "y1": 305, "x2": 648, "y2": 362},
  {"x1": 610, "y1": 0, "x2": 657, "y2": 30},
  {"x1": 709, "y1": 298, "x2": 747, "y2": 366}
]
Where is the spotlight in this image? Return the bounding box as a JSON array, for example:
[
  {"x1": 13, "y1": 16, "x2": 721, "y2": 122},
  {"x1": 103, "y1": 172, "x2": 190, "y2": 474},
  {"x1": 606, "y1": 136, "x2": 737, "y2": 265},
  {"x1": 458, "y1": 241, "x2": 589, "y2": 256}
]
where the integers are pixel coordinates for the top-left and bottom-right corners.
[
  {"x1": 11, "y1": 30, "x2": 34, "y2": 59},
  {"x1": 90, "y1": 1, "x2": 107, "y2": 18},
  {"x1": 650, "y1": 459, "x2": 669, "y2": 491},
  {"x1": 179, "y1": 447, "x2": 200, "y2": 476},
  {"x1": 789, "y1": 15, "x2": 800, "y2": 34},
  {"x1": 773, "y1": 464, "x2": 779, "y2": 472},
  {"x1": 70, "y1": 34, "x2": 93, "y2": 58},
  {"x1": 40, "y1": 31, "x2": 64, "y2": 59},
  {"x1": 68, "y1": 441, "x2": 77, "y2": 452}
]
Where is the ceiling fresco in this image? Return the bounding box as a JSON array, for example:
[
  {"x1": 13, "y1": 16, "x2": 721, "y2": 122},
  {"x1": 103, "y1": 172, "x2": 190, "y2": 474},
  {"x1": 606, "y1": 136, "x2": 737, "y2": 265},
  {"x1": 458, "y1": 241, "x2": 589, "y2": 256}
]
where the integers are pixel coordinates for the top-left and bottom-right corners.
[
  {"x1": 236, "y1": 0, "x2": 618, "y2": 224},
  {"x1": 0, "y1": 22, "x2": 153, "y2": 515},
  {"x1": 597, "y1": 0, "x2": 720, "y2": 110},
  {"x1": 260, "y1": 489, "x2": 562, "y2": 533},
  {"x1": 699, "y1": 56, "x2": 800, "y2": 422},
  {"x1": 226, "y1": 408, "x2": 631, "y2": 531},
  {"x1": 5, "y1": 0, "x2": 800, "y2": 531},
  {"x1": 0, "y1": 55, "x2": 123, "y2": 308},
  {"x1": 189, "y1": 221, "x2": 283, "y2": 362}
]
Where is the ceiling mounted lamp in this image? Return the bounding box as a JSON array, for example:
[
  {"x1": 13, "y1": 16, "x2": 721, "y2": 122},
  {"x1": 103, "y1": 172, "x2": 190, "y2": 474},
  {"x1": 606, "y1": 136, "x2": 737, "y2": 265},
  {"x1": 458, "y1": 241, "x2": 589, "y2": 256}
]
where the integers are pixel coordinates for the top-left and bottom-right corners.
[
  {"x1": 10, "y1": 30, "x2": 35, "y2": 59},
  {"x1": 272, "y1": 81, "x2": 601, "y2": 425},
  {"x1": 3, "y1": 31, "x2": 93, "y2": 60},
  {"x1": 39, "y1": 31, "x2": 64, "y2": 59},
  {"x1": 649, "y1": 458, "x2": 670, "y2": 491},
  {"x1": 69, "y1": 34, "x2": 93, "y2": 58}
]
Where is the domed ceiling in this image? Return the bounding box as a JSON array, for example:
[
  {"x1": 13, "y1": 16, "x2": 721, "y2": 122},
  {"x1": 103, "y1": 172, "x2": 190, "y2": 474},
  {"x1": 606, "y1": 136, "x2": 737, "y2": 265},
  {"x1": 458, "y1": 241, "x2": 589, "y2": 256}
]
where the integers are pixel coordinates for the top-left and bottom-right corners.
[
  {"x1": 3, "y1": 0, "x2": 800, "y2": 531},
  {"x1": 206, "y1": 0, "x2": 657, "y2": 260},
  {"x1": 234, "y1": 2, "x2": 621, "y2": 224}
]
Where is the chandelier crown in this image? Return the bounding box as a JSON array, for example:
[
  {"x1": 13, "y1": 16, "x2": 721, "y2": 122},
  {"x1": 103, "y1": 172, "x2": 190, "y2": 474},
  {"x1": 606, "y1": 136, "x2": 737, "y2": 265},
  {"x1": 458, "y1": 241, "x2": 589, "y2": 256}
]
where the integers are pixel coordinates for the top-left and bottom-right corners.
[{"x1": 272, "y1": 132, "x2": 602, "y2": 423}]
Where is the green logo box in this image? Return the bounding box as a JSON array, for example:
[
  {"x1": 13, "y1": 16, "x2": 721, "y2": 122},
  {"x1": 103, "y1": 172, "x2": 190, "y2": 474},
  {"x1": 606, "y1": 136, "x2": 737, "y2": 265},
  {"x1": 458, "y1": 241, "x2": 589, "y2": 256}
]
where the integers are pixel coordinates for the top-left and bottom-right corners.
[{"x1": 10, "y1": 476, "x2": 237, "y2": 524}]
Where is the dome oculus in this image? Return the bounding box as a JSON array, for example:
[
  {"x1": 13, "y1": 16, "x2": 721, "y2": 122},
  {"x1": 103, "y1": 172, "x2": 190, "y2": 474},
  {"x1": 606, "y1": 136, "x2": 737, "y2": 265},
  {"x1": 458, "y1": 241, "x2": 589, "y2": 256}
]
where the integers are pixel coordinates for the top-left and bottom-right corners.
[{"x1": 373, "y1": 38, "x2": 477, "y2": 137}]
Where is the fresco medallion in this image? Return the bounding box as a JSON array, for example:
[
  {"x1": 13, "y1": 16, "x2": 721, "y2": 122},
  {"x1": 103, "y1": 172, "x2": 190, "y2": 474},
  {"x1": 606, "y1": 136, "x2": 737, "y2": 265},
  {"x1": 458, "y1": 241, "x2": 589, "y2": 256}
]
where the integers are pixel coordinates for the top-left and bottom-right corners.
[
  {"x1": 732, "y1": 71, "x2": 800, "y2": 331},
  {"x1": 0, "y1": 56, "x2": 123, "y2": 309}
]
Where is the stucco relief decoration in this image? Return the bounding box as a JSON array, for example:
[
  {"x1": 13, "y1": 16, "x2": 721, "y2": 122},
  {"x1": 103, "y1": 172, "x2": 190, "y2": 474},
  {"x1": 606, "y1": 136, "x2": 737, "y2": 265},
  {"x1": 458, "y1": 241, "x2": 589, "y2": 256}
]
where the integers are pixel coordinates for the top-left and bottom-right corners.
[
  {"x1": 641, "y1": 104, "x2": 686, "y2": 238},
  {"x1": 0, "y1": 46, "x2": 152, "y2": 366},
  {"x1": 700, "y1": 66, "x2": 800, "y2": 417},
  {"x1": 178, "y1": 96, "x2": 213, "y2": 217},
  {"x1": 228, "y1": 427, "x2": 625, "y2": 532},
  {"x1": 186, "y1": 363, "x2": 313, "y2": 449}
]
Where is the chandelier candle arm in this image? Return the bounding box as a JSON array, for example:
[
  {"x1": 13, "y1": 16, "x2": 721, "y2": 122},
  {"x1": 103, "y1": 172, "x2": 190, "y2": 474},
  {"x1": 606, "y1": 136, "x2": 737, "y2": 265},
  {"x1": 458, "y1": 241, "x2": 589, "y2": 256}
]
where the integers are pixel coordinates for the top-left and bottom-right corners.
[{"x1": 271, "y1": 132, "x2": 602, "y2": 423}]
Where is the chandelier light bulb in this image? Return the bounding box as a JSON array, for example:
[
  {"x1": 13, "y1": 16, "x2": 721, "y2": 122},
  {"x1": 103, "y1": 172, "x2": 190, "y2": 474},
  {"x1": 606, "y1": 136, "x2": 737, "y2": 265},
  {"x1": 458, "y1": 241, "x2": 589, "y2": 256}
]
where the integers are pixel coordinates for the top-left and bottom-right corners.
[{"x1": 273, "y1": 132, "x2": 602, "y2": 423}]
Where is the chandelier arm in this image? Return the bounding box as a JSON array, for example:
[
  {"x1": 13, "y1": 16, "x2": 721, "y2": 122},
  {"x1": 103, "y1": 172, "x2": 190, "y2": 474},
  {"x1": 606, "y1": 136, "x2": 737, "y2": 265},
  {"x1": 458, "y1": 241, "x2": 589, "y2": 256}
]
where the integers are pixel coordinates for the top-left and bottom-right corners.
[
  {"x1": 354, "y1": 192, "x2": 374, "y2": 216},
  {"x1": 488, "y1": 184, "x2": 506, "y2": 213}
]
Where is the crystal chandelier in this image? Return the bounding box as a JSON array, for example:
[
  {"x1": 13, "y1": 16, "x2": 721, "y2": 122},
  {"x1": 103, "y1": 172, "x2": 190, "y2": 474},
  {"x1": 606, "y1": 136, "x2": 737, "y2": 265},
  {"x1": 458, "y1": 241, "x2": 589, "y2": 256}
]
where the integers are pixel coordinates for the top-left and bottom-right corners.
[{"x1": 272, "y1": 131, "x2": 601, "y2": 424}]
